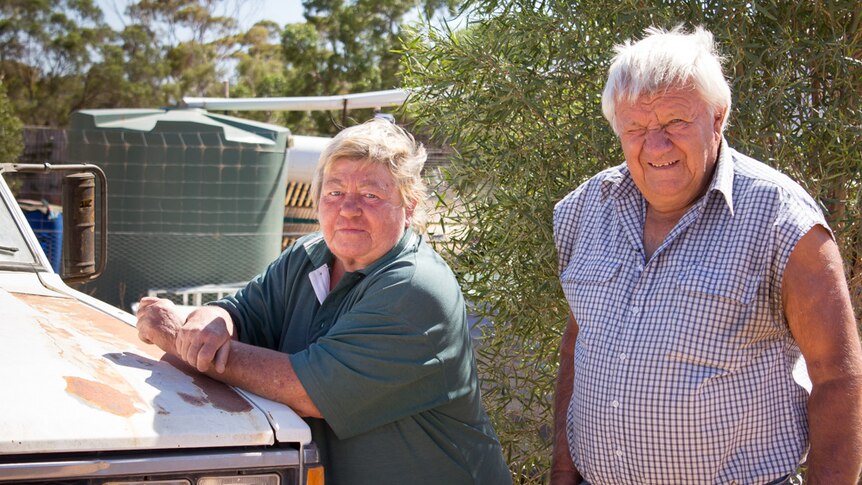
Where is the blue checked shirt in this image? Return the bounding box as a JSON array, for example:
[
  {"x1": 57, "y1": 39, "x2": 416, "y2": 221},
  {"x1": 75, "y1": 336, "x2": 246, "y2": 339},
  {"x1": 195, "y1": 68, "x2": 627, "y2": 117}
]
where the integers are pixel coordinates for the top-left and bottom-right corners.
[{"x1": 553, "y1": 141, "x2": 828, "y2": 485}]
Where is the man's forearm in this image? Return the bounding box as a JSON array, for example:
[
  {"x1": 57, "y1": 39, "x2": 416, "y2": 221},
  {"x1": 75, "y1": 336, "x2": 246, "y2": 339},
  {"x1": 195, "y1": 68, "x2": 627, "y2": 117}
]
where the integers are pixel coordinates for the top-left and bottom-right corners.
[
  {"x1": 805, "y1": 375, "x2": 862, "y2": 484},
  {"x1": 551, "y1": 314, "x2": 581, "y2": 485},
  {"x1": 551, "y1": 361, "x2": 581, "y2": 484}
]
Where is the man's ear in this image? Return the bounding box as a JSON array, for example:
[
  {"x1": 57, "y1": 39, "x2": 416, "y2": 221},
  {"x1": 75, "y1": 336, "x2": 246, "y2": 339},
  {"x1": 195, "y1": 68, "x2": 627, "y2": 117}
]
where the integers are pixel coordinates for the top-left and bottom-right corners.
[{"x1": 714, "y1": 106, "x2": 728, "y2": 133}]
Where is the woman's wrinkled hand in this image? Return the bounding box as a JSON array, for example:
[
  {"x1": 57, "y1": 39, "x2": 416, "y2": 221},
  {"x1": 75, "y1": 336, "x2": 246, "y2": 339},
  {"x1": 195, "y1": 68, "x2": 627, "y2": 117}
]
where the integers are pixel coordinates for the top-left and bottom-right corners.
[
  {"x1": 136, "y1": 297, "x2": 183, "y2": 353},
  {"x1": 176, "y1": 306, "x2": 235, "y2": 374}
]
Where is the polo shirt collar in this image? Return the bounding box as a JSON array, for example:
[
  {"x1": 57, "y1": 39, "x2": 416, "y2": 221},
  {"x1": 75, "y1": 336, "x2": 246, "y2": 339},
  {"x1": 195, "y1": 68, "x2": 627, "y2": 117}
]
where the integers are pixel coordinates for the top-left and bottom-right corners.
[
  {"x1": 355, "y1": 228, "x2": 418, "y2": 276},
  {"x1": 303, "y1": 233, "x2": 331, "y2": 268}
]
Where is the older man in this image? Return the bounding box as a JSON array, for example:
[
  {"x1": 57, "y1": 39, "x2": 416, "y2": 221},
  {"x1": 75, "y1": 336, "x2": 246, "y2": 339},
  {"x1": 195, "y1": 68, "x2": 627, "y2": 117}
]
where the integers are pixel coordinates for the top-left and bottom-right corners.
[
  {"x1": 551, "y1": 26, "x2": 862, "y2": 485},
  {"x1": 137, "y1": 119, "x2": 511, "y2": 485}
]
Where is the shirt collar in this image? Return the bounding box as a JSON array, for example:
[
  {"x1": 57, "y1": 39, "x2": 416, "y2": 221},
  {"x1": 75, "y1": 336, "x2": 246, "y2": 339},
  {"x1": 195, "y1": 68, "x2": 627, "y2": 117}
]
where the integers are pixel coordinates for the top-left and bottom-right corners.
[
  {"x1": 600, "y1": 137, "x2": 735, "y2": 215},
  {"x1": 303, "y1": 228, "x2": 418, "y2": 275},
  {"x1": 707, "y1": 138, "x2": 735, "y2": 215},
  {"x1": 303, "y1": 233, "x2": 331, "y2": 268},
  {"x1": 600, "y1": 164, "x2": 639, "y2": 203}
]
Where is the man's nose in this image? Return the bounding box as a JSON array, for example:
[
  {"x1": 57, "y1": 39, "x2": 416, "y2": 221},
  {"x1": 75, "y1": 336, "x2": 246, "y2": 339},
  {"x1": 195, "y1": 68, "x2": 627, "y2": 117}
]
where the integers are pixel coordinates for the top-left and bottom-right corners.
[{"x1": 643, "y1": 127, "x2": 672, "y2": 152}]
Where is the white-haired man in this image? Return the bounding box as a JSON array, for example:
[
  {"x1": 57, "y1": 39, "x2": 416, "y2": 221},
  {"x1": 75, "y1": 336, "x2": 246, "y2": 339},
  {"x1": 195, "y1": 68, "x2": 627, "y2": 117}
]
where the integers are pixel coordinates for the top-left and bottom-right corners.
[{"x1": 551, "y1": 26, "x2": 862, "y2": 485}]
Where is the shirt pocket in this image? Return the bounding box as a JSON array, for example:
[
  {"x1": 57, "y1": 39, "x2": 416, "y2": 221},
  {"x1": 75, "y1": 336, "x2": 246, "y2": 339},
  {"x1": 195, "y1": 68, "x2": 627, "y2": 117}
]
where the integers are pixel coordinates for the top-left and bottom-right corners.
[
  {"x1": 564, "y1": 258, "x2": 621, "y2": 283},
  {"x1": 668, "y1": 266, "x2": 764, "y2": 374},
  {"x1": 677, "y1": 265, "x2": 760, "y2": 305},
  {"x1": 561, "y1": 258, "x2": 623, "y2": 347}
]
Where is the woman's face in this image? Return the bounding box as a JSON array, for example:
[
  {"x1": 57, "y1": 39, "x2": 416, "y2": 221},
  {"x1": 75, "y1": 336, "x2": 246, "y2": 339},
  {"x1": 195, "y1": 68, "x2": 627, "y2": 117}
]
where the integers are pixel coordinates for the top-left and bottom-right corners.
[{"x1": 317, "y1": 158, "x2": 413, "y2": 272}]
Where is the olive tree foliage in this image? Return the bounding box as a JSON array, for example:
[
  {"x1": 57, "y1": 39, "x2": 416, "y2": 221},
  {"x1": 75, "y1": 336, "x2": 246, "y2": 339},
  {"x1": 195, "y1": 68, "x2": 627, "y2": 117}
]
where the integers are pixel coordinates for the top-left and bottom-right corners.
[
  {"x1": 401, "y1": 0, "x2": 861, "y2": 481},
  {"x1": 717, "y1": 2, "x2": 862, "y2": 321}
]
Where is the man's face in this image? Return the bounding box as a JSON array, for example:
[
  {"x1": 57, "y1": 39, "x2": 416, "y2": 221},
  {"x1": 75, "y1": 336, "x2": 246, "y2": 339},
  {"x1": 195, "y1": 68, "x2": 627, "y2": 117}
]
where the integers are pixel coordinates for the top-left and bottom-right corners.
[
  {"x1": 615, "y1": 86, "x2": 725, "y2": 214},
  {"x1": 318, "y1": 158, "x2": 412, "y2": 272}
]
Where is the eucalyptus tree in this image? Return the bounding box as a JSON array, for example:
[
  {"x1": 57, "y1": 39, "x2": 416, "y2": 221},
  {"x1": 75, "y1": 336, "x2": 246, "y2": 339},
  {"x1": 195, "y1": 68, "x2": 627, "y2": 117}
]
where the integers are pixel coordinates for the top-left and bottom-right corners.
[
  {"x1": 126, "y1": 0, "x2": 241, "y2": 99},
  {"x1": 0, "y1": 0, "x2": 113, "y2": 125},
  {"x1": 277, "y1": 0, "x2": 460, "y2": 135},
  {"x1": 226, "y1": 20, "x2": 290, "y2": 124}
]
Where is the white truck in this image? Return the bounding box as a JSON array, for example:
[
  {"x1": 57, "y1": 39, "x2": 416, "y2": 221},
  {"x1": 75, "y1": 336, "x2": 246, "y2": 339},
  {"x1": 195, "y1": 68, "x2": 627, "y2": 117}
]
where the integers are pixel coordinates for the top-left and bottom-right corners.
[{"x1": 0, "y1": 163, "x2": 323, "y2": 485}]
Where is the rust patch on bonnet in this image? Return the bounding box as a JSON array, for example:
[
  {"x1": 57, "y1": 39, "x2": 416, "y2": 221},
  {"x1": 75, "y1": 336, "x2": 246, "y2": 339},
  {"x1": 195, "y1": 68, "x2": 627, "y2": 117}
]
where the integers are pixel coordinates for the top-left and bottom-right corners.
[
  {"x1": 16, "y1": 293, "x2": 253, "y2": 415},
  {"x1": 14, "y1": 293, "x2": 163, "y2": 359},
  {"x1": 162, "y1": 354, "x2": 253, "y2": 413},
  {"x1": 15, "y1": 294, "x2": 149, "y2": 416},
  {"x1": 64, "y1": 376, "x2": 142, "y2": 417},
  {"x1": 39, "y1": 323, "x2": 74, "y2": 340}
]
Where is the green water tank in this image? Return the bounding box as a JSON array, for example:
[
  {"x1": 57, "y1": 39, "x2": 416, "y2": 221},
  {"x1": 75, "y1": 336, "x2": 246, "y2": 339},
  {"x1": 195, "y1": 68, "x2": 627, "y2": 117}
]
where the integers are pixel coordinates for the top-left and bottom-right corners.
[{"x1": 66, "y1": 108, "x2": 291, "y2": 310}]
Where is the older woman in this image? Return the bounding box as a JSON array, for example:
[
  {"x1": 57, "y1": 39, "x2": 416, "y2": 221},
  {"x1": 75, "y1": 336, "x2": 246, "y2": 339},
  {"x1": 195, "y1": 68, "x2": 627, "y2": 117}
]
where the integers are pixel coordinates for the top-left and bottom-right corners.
[{"x1": 137, "y1": 119, "x2": 511, "y2": 485}]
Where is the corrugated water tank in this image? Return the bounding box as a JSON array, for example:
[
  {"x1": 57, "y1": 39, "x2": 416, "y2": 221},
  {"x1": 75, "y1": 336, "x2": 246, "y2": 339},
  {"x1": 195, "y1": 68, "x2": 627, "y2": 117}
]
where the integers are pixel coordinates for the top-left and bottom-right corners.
[{"x1": 66, "y1": 108, "x2": 291, "y2": 310}]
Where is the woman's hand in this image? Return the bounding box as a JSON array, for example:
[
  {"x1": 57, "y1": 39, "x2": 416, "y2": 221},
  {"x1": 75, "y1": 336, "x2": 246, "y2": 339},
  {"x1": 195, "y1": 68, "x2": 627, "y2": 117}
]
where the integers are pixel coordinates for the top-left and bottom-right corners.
[
  {"x1": 136, "y1": 297, "x2": 183, "y2": 354},
  {"x1": 176, "y1": 305, "x2": 236, "y2": 373}
]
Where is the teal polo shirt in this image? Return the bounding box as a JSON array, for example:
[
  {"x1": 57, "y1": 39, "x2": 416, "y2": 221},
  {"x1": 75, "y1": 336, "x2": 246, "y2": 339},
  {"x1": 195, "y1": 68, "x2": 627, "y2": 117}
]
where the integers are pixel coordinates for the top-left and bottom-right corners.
[{"x1": 213, "y1": 230, "x2": 511, "y2": 485}]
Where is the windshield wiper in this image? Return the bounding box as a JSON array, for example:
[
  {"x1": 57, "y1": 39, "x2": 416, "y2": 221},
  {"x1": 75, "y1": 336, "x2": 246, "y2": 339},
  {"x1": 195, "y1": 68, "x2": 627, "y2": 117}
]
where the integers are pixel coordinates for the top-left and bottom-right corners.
[{"x1": 0, "y1": 244, "x2": 20, "y2": 253}]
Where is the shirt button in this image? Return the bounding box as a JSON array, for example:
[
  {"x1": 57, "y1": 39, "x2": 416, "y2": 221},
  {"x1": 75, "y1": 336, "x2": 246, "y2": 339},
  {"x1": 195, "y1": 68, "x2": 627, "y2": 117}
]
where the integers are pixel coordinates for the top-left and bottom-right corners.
[
  {"x1": 615, "y1": 449, "x2": 624, "y2": 458},
  {"x1": 631, "y1": 306, "x2": 640, "y2": 315},
  {"x1": 619, "y1": 353, "x2": 627, "y2": 361},
  {"x1": 611, "y1": 400, "x2": 620, "y2": 408}
]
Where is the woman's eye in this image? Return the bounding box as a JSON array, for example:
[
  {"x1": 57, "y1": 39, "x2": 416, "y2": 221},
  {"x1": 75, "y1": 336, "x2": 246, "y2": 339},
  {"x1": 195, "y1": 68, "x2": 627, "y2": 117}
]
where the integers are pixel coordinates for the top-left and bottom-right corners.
[
  {"x1": 327, "y1": 191, "x2": 343, "y2": 197},
  {"x1": 364, "y1": 193, "x2": 379, "y2": 199}
]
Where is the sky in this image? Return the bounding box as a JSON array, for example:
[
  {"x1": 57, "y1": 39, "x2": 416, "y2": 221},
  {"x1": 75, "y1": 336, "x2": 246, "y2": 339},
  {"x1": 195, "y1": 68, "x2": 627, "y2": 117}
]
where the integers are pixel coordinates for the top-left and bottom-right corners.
[{"x1": 97, "y1": 0, "x2": 307, "y2": 31}]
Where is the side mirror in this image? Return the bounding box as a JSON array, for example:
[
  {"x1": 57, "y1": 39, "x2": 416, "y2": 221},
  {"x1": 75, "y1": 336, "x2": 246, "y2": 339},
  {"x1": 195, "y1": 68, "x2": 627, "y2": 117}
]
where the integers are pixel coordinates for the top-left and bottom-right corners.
[
  {"x1": 62, "y1": 169, "x2": 107, "y2": 283},
  {"x1": 4, "y1": 163, "x2": 107, "y2": 283}
]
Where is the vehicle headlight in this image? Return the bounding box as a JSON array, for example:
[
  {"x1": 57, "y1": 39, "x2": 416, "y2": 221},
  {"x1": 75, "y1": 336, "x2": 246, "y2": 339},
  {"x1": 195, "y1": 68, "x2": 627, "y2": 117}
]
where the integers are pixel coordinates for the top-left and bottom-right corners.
[
  {"x1": 199, "y1": 475, "x2": 280, "y2": 485},
  {"x1": 105, "y1": 474, "x2": 280, "y2": 485},
  {"x1": 105, "y1": 481, "x2": 191, "y2": 485}
]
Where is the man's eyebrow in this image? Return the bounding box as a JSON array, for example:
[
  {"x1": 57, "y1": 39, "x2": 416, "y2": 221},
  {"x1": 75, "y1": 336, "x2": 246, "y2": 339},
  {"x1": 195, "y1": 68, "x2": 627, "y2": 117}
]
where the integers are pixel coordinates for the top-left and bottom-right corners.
[{"x1": 621, "y1": 121, "x2": 647, "y2": 129}]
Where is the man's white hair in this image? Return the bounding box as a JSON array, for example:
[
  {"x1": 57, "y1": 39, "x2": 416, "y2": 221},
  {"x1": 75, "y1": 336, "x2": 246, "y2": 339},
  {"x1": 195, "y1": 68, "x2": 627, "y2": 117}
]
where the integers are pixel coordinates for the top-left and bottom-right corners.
[{"x1": 601, "y1": 25, "x2": 732, "y2": 134}]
